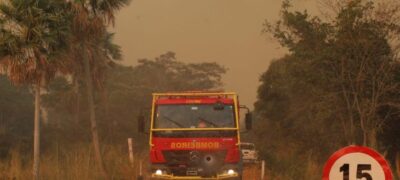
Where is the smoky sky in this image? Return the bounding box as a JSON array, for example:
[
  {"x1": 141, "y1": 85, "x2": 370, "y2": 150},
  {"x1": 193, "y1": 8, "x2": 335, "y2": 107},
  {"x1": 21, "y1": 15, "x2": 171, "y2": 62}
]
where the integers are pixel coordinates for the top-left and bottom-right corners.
[{"x1": 111, "y1": 0, "x2": 318, "y2": 108}]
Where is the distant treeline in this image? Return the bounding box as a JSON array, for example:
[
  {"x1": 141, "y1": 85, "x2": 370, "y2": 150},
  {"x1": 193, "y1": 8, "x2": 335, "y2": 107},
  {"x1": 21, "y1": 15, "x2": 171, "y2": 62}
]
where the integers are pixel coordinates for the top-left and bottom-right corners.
[
  {"x1": 0, "y1": 51, "x2": 226, "y2": 150},
  {"x1": 0, "y1": 52, "x2": 227, "y2": 178}
]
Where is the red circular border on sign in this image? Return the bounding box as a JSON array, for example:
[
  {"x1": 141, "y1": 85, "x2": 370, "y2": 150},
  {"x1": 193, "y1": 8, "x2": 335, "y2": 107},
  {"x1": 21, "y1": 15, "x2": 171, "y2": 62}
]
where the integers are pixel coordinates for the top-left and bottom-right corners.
[{"x1": 322, "y1": 146, "x2": 393, "y2": 180}]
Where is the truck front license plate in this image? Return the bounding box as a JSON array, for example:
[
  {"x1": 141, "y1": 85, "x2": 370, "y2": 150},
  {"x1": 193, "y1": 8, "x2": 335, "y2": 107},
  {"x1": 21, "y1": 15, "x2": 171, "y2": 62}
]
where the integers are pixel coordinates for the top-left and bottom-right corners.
[{"x1": 186, "y1": 168, "x2": 198, "y2": 176}]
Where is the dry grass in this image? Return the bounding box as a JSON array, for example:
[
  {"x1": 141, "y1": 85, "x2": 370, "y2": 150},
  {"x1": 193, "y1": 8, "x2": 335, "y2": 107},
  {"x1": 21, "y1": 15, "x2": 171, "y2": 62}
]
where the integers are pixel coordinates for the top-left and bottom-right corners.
[
  {"x1": 0, "y1": 144, "x2": 145, "y2": 180},
  {"x1": 0, "y1": 148, "x2": 30, "y2": 179}
]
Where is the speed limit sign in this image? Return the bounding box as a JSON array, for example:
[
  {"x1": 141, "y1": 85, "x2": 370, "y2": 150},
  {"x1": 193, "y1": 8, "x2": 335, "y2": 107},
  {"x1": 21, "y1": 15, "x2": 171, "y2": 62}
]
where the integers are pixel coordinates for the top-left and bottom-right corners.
[{"x1": 323, "y1": 146, "x2": 393, "y2": 180}]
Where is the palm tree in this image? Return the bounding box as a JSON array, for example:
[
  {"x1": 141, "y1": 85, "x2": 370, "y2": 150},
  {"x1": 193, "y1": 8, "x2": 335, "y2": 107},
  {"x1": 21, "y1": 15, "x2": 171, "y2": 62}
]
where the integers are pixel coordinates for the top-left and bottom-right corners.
[
  {"x1": 65, "y1": 0, "x2": 127, "y2": 178},
  {"x1": 0, "y1": 0, "x2": 70, "y2": 179}
]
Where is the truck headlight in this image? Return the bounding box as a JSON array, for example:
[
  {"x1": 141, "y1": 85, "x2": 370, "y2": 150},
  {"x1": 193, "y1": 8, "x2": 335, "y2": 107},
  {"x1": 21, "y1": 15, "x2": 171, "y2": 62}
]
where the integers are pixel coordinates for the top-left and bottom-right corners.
[
  {"x1": 155, "y1": 169, "x2": 163, "y2": 175},
  {"x1": 227, "y1": 169, "x2": 235, "y2": 175}
]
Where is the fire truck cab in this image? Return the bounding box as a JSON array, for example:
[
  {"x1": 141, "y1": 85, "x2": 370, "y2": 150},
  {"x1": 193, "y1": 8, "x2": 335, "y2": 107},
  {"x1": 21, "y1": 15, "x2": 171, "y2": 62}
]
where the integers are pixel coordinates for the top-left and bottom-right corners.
[{"x1": 139, "y1": 92, "x2": 252, "y2": 179}]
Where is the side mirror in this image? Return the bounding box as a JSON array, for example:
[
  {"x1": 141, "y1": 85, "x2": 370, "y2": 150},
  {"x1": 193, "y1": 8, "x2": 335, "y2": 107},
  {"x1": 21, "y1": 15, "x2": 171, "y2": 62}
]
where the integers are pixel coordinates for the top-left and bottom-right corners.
[
  {"x1": 138, "y1": 115, "x2": 145, "y2": 133},
  {"x1": 245, "y1": 112, "x2": 252, "y2": 130}
]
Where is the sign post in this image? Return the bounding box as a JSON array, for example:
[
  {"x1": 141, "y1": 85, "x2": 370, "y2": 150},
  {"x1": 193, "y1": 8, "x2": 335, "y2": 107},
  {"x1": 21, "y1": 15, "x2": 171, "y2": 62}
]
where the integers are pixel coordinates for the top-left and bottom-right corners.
[{"x1": 323, "y1": 146, "x2": 393, "y2": 180}]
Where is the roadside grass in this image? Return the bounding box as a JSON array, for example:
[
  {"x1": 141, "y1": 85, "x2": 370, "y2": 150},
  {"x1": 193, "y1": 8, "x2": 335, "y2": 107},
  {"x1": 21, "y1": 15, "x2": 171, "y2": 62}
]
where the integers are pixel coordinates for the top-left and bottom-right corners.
[{"x1": 0, "y1": 144, "x2": 145, "y2": 180}]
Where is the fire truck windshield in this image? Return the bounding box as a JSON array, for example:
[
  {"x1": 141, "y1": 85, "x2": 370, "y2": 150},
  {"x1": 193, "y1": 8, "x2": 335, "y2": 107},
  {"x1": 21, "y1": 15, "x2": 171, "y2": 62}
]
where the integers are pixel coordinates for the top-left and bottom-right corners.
[{"x1": 154, "y1": 104, "x2": 236, "y2": 129}]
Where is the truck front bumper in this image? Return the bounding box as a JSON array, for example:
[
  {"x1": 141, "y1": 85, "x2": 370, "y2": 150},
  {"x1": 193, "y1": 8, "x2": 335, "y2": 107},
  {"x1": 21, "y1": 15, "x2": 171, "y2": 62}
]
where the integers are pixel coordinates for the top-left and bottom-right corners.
[{"x1": 151, "y1": 172, "x2": 239, "y2": 179}]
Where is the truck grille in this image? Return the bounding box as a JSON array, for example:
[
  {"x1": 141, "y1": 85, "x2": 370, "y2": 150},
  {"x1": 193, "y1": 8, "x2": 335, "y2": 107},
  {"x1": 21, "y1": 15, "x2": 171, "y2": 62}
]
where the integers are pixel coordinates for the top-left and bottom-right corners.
[
  {"x1": 162, "y1": 150, "x2": 226, "y2": 176},
  {"x1": 163, "y1": 150, "x2": 192, "y2": 166}
]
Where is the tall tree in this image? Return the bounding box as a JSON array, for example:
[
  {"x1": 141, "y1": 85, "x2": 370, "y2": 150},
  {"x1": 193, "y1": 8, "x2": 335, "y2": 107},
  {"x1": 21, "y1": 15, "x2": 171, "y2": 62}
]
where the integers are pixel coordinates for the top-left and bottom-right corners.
[
  {"x1": 66, "y1": 0, "x2": 129, "y2": 178},
  {"x1": 256, "y1": 0, "x2": 400, "y2": 178},
  {"x1": 0, "y1": 0, "x2": 70, "y2": 179},
  {"x1": 263, "y1": 0, "x2": 400, "y2": 147}
]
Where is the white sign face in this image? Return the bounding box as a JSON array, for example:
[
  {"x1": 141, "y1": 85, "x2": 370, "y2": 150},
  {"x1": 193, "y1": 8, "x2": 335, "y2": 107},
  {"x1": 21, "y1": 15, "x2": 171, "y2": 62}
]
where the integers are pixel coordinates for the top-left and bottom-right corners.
[
  {"x1": 328, "y1": 152, "x2": 385, "y2": 180},
  {"x1": 323, "y1": 146, "x2": 393, "y2": 180}
]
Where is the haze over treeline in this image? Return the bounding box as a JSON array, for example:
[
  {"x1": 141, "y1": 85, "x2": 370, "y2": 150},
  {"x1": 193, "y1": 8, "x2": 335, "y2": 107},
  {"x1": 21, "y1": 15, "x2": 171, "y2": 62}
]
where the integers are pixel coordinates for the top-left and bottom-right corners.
[{"x1": 0, "y1": 0, "x2": 400, "y2": 180}]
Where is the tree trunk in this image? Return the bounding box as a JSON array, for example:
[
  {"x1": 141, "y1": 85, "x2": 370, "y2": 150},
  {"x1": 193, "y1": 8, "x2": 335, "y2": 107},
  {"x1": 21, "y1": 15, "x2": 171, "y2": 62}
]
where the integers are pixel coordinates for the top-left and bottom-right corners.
[
  {"x1": 362, "y1": 131, "x2": 368, "y2": 146},
  {"x1": 368, "y1": 129, "x2": 377, "y2": 149},
  {"x1": 33, "y1": 84, "x2": 41, "y2": 180},
  {"x1": 82, "y1": 47, "x2": 108, "y2": 179},
  {"x1": 73, "y1": 75, "x2": 80, "y2": 124},
  {"x1": 101, "y1": 88, "x2": 114, "y2": 141},
  {"x1": 349, "y1": 117, "x2": 354, "y2": 144}
]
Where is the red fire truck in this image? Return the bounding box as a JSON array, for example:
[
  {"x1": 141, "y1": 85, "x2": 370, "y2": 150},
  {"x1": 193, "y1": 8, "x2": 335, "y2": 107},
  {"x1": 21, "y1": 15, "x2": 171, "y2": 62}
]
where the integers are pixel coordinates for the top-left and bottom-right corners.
[{"x1": 139, "y1": 92, "x2": 252, "y2": 179}]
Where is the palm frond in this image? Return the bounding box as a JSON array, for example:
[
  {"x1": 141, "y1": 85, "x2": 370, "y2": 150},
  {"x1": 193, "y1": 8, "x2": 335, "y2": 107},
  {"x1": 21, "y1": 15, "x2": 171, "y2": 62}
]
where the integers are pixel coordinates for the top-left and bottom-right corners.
[
  {"x1": 0, "y1": 0, "x2": 72, "y2": 85},
  {"x1": 102, "y1": 32, "x2": 121, "y2": 60},
  {"x1": 97, "y1": 0, "x2": 131, "y2": 25}
]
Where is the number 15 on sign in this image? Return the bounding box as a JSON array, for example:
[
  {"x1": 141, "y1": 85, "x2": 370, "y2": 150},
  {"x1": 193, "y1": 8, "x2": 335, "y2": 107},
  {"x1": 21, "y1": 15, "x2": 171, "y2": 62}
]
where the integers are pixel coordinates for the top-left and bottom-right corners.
[
  {"x1": 323, "y1": 146, "x2": 393, "y2": 180},
  {"x1": 339, "y1": 163, "x2": 373, "y2": 180}
]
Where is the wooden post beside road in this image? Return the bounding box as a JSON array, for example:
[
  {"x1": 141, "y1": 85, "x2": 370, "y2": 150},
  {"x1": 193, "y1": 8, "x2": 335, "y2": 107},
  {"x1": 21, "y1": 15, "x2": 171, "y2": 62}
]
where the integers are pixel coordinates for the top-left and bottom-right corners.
[
  {"x1": 138, "y1": 160, "x2": 144, "y2": 180},
  {"x1": 396, "y1": 152, "x2": 400, "y2": 179},
  {"x1": 128, "y1": 138, "x2": 134, "y2": 167},
  {"x1": 261, "y1": 160, "x2": 265, "y2": 180}
]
